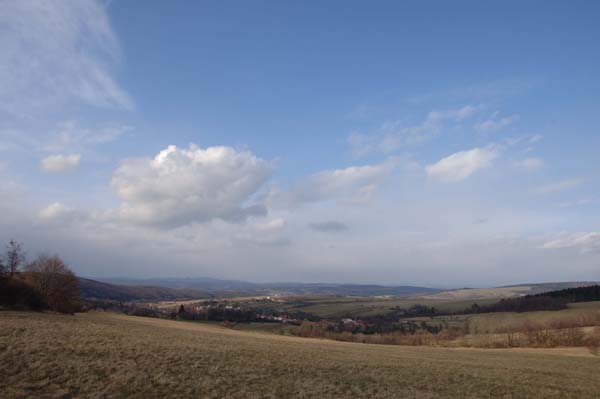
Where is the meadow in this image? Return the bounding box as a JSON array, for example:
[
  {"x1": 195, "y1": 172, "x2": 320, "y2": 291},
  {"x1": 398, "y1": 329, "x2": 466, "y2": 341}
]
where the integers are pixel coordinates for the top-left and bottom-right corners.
[
  {"x1": 466, "y1": 301, "x2": 600, "y2": 334},
  {"x1": 191, "y1": 295, "x2": 501, "y2": 319},
  {"x1": 2, "y1": 311, "x2": 600, "y2": 398}
]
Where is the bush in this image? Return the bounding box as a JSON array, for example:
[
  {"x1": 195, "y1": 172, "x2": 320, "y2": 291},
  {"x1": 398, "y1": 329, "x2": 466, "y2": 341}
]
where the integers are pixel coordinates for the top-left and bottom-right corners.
[
  {"x1": 585, "y1": 327, "x2": 600, "y2": 356},
  {"x1": 0, "y1": 277, "x2": 46, "y2": 310},
  {"x1": 24, "y1": 255, "x2": 81, "y2": 314}
]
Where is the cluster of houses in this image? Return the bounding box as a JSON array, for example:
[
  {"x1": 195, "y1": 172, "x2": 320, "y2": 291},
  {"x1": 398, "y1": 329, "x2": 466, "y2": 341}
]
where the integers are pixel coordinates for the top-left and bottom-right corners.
[{"x1": 118, "y1": 296, "x2": 375, "y2": 330}]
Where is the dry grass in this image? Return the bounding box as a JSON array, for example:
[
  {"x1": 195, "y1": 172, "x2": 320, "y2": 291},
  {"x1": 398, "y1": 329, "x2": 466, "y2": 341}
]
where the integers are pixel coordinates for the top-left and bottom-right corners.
[
  {"x1": 2, "y1": 311, "x2": 600, "y2": 398},
  {"x1": 466, "y1": 302, "x2": 600, "y2": 334},
  {"x1": 456, "y1": 326, "x2": 600, "y2": 349},
  {"x1": 264, "y1": 296, "x2": 498, "y2": 318},
  {"x1": 418, "y1": 286, "x2": 535, "y2": 300}
]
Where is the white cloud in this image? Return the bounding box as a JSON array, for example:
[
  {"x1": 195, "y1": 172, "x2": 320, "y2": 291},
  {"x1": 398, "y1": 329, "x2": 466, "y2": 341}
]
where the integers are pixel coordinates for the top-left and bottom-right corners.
[
  {"x1": 38, "y1": 202, "x2": 82, "y2": 223},
  {"x1": 532, "y1": 178, "x2": 584, "y2": 195},
  {"x1": 348, "y1": 105, "x2": 476, "y2": 156},
  {"x1": 426, "y1": 147, "x2": 498, "y2": 182},
  {"x1": 513, "y1": 157, "x2": 544, "y2": 170},
  {"x1": 559, "y1": 199, "x2": 593, "y2": 208},
  {"x1": 541, "y1": 232, "x2": 600, "y2": 253},
  {"x1": 474, "y1": 113, "x2": 519, "y2": 134},
  {"x1": 40, "y1": 154, "x2": 81, "y2": 173},
  {"x1": 41, "y1": 121, "x2": 132, "y2": 152},
  {"x1": 39, "y1": 203, "x2": 70, "y2": 220},
  {"x1": 0, "y1": 0, "x2": 132, "y2": 116},
  {"x1": 0, "y1": 121, "x2": 133, "y2": 157},
  {"x1": 110, "y1": 144, "x2": 273, "y2": 227},
  {"x1": 529, "y1": 134, "x2": 543, "y2": 144},
  {"x1": 4, "y1": 166, "x2": 599, "y2": 285},
  {"x1": 270, "y1": 160, "x2": 394, "y2": 207}
]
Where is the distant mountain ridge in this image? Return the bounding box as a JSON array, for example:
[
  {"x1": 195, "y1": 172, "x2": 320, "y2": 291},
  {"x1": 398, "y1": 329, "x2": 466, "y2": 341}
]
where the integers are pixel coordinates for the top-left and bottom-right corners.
[
  {"x1": 82, "y1": 277, "x2": 439, "y2": 300},
  {"x1": 80, "y1": 276, "x2": 600, "y2": 302}
]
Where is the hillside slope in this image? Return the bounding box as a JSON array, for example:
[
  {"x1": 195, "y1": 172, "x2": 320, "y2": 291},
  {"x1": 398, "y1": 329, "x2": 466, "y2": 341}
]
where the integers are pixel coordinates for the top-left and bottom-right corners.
[
  {"x1": 100, "y1": 277, "x2": 439, "y2": 296},
  {"x1": 78, "y1": 278, "x2": 212, "y2": 301},
  {"x1": 417, "y1": 282, "x2": 599, "y2": 300},
  {"x1": 2, "y1": 311, "x2": 599, "y2": 398}
]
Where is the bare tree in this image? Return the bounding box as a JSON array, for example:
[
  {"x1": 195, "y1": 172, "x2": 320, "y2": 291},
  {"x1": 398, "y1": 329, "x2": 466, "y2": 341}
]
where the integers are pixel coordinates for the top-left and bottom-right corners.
[
  {"x1": 25, "y1": 254, "x2": 80, "y2": 314},
  {"x1": 0, "y1": 254, "x2": 6, "y2": 277},
  {"x1": 6, "y1": 240, "x2": 26, "y2": 278}
]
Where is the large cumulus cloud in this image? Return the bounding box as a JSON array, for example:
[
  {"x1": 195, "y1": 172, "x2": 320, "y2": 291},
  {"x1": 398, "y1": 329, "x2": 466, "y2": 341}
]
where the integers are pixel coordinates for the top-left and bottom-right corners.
[{"x1": 110, "y1": 144, "x2": 273, "y2": 227}]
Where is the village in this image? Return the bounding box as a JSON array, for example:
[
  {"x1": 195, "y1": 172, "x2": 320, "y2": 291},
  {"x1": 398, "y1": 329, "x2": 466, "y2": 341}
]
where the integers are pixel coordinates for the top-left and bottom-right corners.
[{"x1": 87, "y1": 295, "x2": 447, "y2": 337}]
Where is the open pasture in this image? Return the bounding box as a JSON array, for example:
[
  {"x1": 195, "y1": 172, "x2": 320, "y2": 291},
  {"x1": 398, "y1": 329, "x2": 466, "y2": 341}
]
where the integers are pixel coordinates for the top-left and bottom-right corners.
[{"x1": 2, "y1": 311, "x2": 600, "y2": 398}]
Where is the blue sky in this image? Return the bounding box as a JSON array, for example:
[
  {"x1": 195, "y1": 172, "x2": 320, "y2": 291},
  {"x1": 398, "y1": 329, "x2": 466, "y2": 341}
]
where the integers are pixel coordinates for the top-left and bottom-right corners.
[{"x1": 1, "y1": 1, "x2": 599, "y2": 286}]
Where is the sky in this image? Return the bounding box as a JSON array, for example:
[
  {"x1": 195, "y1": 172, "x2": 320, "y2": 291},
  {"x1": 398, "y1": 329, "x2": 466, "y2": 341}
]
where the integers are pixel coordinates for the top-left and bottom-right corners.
[{"x1": 1, "y1": 0, "x2": 599, "y2": 287}]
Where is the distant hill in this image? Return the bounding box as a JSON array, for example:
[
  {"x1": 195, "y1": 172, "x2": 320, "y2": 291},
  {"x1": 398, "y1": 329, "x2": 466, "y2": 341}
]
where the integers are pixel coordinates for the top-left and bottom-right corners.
[
  {"x1": 532, "y1": 284, "x2": 600, "y2": 302},
  {"x1": 416, "y1": 282, "x2": 600, "y2": 300},
  {"x1": 82, "y1": 276, "x2": 598, "y2": 302},
  {"x1": 78, "y1": 278, "x2": 213, "y2": 302},
  {"x1": 101, "y1": 276, "x2": 257, "y2": 291},
  {"x1": 284, "y1": 284, "x2": 440, "y2": 297},
  {"x1": 91, "y1": 277, "x2": 439, "y2": 298}
]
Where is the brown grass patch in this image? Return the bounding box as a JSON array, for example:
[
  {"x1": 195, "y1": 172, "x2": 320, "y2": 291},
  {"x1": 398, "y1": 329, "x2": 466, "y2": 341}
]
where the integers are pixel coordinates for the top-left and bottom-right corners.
[{"x1": 1, "y1": 311, "x2": 600, "y2": 398}]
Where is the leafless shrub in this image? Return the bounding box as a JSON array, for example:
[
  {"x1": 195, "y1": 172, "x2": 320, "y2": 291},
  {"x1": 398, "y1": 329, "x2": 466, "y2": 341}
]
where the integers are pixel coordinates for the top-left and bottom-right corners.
[
  {"x1": 24, "y1": 254, "x2": 80, "y2": 314},
  {"x1": 586, "y1": 327, "x2": 600, "y2": 356},
  {"x1": 5, "y1": 240, "x2": 25, "y2": 278}
]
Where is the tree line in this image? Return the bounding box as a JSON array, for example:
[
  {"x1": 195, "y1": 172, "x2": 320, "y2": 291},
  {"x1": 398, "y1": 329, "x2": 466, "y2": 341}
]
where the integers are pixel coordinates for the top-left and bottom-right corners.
[
  {"x1": 0, "y1": 240, "x2": 80, "y2": 314},
  {"x1": 463, "y1": 285, "x2": 600, "y2": 315}
]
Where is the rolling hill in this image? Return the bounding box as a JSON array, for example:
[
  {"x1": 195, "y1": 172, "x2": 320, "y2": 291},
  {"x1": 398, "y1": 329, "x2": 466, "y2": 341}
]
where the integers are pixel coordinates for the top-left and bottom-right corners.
[
  {"x1": 2, "y1": 311, "x2": 599, "y2": 398},
  {"x1": 93, "y1": 277, "x2": 440, "y2": 297},
  {"x1": 415, "y1": 282, "x2": 599, "y2": 300},
  {"x1": 80, "y1": 277, "x2": 599, "y2": 303},
  {"x1": 78, "y1": 278, "x2": 213, "y2": 302}
]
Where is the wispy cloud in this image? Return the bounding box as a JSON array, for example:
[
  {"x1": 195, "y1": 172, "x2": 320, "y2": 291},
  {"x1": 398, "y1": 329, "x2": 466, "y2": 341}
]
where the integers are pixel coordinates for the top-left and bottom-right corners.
[
  {"x1": 40, "y1": 154, "x2": 81, "y2": 173},
  {"x1": 532, "y1": 178, "x2": 584, "y2": 195},
  {"x1": 541, "y1": 232, "x2": 600, "y2": 253},
  {"x1": 559, "y1": 199, "x2": 594, "y2": 208},
  {"x1": 0, "y1": 121, "x2": 133, "y2": 158},
  {"x1": 513, "y1": 157, "x2": 544, "y2": 171},
  {"x1": 348, "y1": 105, "x2": 476, "y2": 156},
  {"x1": 38, "y1": 202, "x2": 85, "y2": 224},
  {"x1": 474, "y1": 112, "x2": 519, "y2": 134},
  {"x1": 269, "y1": 159, "x2": 395, "y2": 207},
  {"x1": 529, "y1": 134, "x2": 543, "y2": 144},
  {"x1": 426, "y1": 146, "x2": 498, "y2": 182},
  {"x1": 41, "y1": 121, "x2": 133, "y2": 152},
  {"x1": 0, "y1": 0, "x2": 133, "y2": 117}
]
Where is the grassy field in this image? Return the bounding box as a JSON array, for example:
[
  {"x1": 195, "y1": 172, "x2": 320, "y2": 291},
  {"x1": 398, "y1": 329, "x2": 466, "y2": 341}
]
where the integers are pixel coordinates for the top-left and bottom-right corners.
[
  {"x1": 416, "y1": 286, "x2": 536, "y2": 300},
  {"x1": 285, "y1": 297, "x2": 494, "y2": 318},
  {"x1": 199, "y1": 295, "x2": 500, "y2": 319},
  {"x1": 400, "y1": 301, "x2": 600, "y2": 333},
  {"x1": 466, "y1": 301, "x2": 600, "y2": 334},
  {"x1": 415, "y1": 282, "x2": 600, "y2": 300},
  {"x1": 2, "y1": 311, "x2": 600, "y2": 398}
]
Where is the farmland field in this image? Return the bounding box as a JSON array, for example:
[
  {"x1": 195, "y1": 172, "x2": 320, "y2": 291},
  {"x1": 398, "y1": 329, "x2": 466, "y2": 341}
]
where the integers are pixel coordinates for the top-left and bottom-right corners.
[
  {"x1": 164, "y1": 295, "x2": 501, "y2": 319},
  {"x1": 401, "y1": 301, "x2": 600, "y2": 334},
  {"x1": 466, "y1": 301, "x2": 600, "y2": 334},
  {"x1": 1, "y1": 311, "x2": 600, "y2": 398}
]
